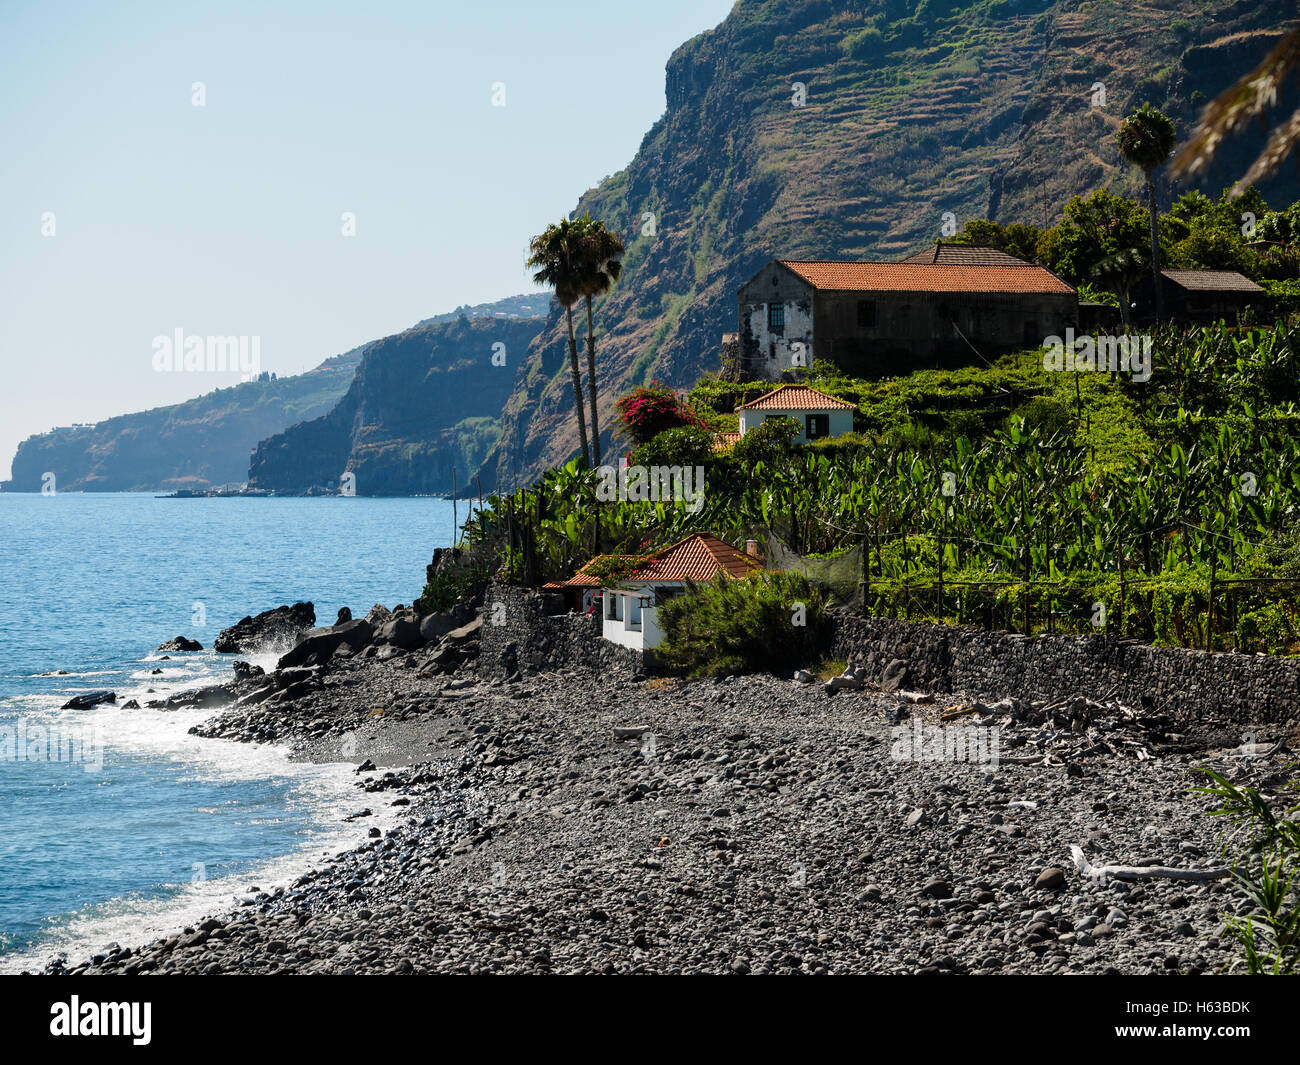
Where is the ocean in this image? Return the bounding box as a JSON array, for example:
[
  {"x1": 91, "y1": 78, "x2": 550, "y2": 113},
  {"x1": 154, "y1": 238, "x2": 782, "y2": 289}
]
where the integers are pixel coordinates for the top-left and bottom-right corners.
[{"x1": 0, "y1": 491, "x2": 459, "y2": 971}]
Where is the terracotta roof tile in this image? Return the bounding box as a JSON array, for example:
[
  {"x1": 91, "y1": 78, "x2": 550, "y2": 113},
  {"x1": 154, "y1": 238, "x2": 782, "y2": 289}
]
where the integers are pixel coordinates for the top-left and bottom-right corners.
[
  {"x1": 542, "y1": 555, "x2": 630, "y2": 589},
  {"x1": 627, "y1": 533, "x2": 762, "y2": 583},
  {"x1": 778, "y1": 259, "x2": 1075, "y2": 295},
  {"x1": 898, "y1": 243, "x2": 1034, "y2": 266},
  {"x1": 713, "y1": 431, "x2": 742, "y2": 452},
  {"x1": 738, "y1": 384, "x2": 856, "y2": 411}
]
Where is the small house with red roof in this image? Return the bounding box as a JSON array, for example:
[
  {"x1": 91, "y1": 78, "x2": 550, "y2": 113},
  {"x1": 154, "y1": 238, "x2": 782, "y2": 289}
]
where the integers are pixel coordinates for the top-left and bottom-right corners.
[
  {"x1": 736, "y1": 383, "x2": 856, "y2": 443},
  {"x1": 571, "y1": 533, "x2": 763, "y2": 651}
]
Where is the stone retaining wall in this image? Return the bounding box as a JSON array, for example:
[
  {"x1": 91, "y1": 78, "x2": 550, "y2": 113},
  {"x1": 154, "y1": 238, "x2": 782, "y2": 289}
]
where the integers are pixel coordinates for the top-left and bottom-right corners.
[
  {"x1": 480, "y1": 583, "x2": 644, "y2": 678},
  {"x1": 829, "y1": 612, "x2": 1300, "y2": 726}
]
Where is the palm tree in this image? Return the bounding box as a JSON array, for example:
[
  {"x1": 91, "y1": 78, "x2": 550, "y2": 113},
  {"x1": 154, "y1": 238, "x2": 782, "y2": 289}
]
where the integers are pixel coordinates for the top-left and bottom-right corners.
[
  {"x1": 527, "y1": 220, "x2": 589, "y2": 466},
  {"x1": 1171, "y1": 28, "x2": 1300, "y2": 196},
  {"x1": 1089, "y1": 247, "x2": 1146, "y2": 330},
  {"x1": 1117, "y1": 104, "x2": 1178, "y2": 324},
  {"x1": 571, "y1": 215, "x2": 625, "y2": 468}
]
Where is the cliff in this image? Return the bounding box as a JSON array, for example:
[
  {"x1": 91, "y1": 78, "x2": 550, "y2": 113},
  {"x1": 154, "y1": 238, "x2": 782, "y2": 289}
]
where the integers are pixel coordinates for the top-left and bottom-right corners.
[
  {"x1": 491, "y1": 0, "x2": 1300, "y2": 483},
  {"x1": 247, "y1": 314, "x2": 548, "y2": 496}
]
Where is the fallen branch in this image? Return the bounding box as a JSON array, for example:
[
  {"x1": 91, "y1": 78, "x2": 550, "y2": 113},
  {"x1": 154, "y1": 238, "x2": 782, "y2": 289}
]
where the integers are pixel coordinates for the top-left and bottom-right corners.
[{"x1": 1069, "y1": 844, "x2": 1230, "y2": 882}]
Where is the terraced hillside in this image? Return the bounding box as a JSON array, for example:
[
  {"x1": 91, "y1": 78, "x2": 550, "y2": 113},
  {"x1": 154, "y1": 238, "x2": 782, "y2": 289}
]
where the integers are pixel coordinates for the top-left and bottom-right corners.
[{"x1": 493, "y1": 0, "x2": 1300, "y2": 483}]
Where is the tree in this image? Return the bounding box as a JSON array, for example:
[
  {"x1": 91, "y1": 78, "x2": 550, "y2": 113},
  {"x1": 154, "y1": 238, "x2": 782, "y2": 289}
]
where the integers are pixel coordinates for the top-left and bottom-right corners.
[
  {"x1": 527, "y1": 219, "x2": 590, "y2": 466},
  {"x1": 571, "y1": 215, "x2": 625, "y2": 468},
  {"x1": 1172, "y1": 28, "x2": 1300, "y2": 196},
  {"x1": 1117, "y1": 104, "x2": 1178, "y2": 323},
  {"x1": 1036, "y1": 189, "x2": 1149, "y2": 284},
  {"x1": 1088, "y1": 247, "x2": 1146, "y2": 329}
]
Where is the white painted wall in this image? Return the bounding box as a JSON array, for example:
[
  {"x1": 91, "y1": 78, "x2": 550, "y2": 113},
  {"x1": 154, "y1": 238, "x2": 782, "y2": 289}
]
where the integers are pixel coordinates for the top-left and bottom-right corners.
[
  {"x1": 738, "y1": 407, "x2": 855, "y2": 443},
  {"x1": 600, "y1": 583, "x2": 679, "y2": 650}
]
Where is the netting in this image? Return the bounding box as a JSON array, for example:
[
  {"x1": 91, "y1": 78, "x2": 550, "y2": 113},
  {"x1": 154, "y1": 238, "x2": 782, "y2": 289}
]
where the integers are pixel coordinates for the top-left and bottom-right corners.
[{"x1": 750, "y1": 526, "x2": 864, "y2": 608}]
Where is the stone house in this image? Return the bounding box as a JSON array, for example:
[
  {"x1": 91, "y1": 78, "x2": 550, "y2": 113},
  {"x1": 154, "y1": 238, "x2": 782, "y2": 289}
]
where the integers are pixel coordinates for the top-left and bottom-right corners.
[
  {"x1": 1141, "y1": 269, "x2": 1265, "y2": 323},
  {"x1": 737, "y1": 252, "x2": 1077, "y2": 379}
]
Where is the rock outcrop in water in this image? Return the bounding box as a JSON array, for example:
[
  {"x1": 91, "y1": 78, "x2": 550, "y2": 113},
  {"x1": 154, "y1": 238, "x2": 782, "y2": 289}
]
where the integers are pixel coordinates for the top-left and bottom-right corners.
[{"x1": 214, "y1": 603, "x2": 316, "y2": 655}]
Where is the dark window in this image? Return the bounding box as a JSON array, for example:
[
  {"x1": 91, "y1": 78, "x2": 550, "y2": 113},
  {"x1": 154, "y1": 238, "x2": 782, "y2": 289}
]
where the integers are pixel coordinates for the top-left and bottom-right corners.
[
  {"x1": 856, "y1": 299, "x2": 877, "y2": 328},
  {"x1": 768, "y1": 303, "x2": 785, "y2": 330},
  {"x1": 805, "y1": 413, "x2": 830, "y2": 439},
  {"x1": 1023, "y1": 320, "x2": 1039, "y2": 345}
]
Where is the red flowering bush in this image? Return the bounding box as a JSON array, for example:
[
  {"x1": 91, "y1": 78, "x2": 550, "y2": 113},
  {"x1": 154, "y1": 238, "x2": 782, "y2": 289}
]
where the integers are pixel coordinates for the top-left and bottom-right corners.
[{"x1": 614, "y1": 382, "x2": 707, "y2": 447}]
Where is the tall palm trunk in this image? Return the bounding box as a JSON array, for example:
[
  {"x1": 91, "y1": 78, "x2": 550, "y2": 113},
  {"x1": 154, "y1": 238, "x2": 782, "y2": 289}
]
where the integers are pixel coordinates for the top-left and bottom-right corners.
[
  {"x1": 564, "y1": 305, "x2": 589, "y2": 466},
  {"x1": 584, "y1": 296, "x2": 601, "y2": 467},
  {"x1": 1146, "y1": 173, "x2": 1163, "y2": 325}
]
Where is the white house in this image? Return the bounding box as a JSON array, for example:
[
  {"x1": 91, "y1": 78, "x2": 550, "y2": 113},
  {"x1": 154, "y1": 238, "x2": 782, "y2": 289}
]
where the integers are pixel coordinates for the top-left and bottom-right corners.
[
  {"x1": 736, "y1": 384, "x2": 856, "y2": 444},
  {"x1": 547, "y1": 533, "x2": 763, "y2": 652}
]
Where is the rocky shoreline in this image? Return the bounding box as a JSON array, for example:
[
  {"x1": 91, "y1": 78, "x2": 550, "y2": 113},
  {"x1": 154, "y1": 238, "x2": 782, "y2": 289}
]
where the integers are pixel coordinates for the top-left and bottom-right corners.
[{"x1": 29, "y1": 601, "x2": 1298, "y2": 975}]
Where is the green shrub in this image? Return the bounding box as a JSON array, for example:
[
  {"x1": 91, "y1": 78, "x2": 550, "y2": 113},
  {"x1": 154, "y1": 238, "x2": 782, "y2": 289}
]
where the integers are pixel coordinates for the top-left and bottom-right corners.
[
  {"x1": 731, "y1": 417, "x2": 799, "y2": 466},
  {"x1": 1195, "y1": 767, "x2": 1300, "y2": 974},
  {"x1": 416, "y1": 561, "x2": 491, "y2": 614},
  {"x1": 657, "y1": 571, "x2": 828, "y2": 677},
  {"x1": 629, "y1": 425, "x2": 717, "y2": 469}
]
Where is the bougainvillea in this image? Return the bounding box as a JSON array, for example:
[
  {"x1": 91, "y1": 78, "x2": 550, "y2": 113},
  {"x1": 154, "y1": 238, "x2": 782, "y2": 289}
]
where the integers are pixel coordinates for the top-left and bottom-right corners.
[{"x1": 614, "y1": 381, "x2": 707, "y2": 447}]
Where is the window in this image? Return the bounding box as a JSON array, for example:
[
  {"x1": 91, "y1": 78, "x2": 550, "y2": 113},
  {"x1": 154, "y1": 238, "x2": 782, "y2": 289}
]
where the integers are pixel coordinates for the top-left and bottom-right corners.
[
  {"x1": 856, "y1": 300, "x2": 877, "y2": 328},
  {"x1": 605, "y1": 593, "x2": 623, "y2": 622},
  {"x1": 806, "y1": 413, "x2": 830, "y2": 439},
  {"x1": 768, "y1": 302, "x2": 785, "y2": 330},
  {"x1": 628, "y1": 597, "x2": 642, "y2": 630}
]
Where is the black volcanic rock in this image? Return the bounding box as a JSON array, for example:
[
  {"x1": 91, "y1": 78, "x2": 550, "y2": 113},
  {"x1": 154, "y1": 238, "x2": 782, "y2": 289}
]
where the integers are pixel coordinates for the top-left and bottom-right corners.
[
  {"x1": 276, "y1": 619, "x2": 374, "y2": 669},
  {"x1": 214, "y1": 603, "x2": 316, "y2": 654},
  {"x1": 62, "y1": 691, "x2": 116, "y2": 710},
  {"x1": 156, "y1": 636, "x2": 203, "y2": 652}
]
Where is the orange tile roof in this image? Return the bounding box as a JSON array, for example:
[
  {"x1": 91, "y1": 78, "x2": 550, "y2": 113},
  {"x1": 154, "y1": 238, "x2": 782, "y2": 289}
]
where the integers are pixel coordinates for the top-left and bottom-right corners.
[
  {"x1": 542, "y1": 555, "x2": 631, "y2": 589},
  {"x1": 628, "y1": 533, "x2": 762, "y2": 583},
  {"x1": 738, "y1": 384, "x2": 856, "y2": 411},
  {"x1": 778, "y1": 259, "x2": 1075, "y2": 295},
  {"x1": 898, "y1": 243, "x2": 1034, "y2": 266},
  {"x1": 713, "y1": 431, "x2": 742, "y2": 452}
]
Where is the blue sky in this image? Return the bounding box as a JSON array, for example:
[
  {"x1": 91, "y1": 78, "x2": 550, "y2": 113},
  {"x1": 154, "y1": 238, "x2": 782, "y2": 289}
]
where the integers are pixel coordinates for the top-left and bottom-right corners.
[{"x1": 0, "y1": 0, "x2": 735, "y2": 479}]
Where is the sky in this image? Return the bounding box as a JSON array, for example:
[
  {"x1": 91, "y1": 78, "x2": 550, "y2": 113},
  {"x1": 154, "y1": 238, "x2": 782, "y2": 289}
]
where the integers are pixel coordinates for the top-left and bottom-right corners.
[{"x1": 0, "y1": 0, "x2": 735, "y2": 479}]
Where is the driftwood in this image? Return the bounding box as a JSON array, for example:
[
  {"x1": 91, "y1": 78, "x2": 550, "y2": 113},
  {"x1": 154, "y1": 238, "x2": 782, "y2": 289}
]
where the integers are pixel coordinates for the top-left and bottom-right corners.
[{"x1": 1069, "y1": 845, "x2": 1230, "y2": 882}]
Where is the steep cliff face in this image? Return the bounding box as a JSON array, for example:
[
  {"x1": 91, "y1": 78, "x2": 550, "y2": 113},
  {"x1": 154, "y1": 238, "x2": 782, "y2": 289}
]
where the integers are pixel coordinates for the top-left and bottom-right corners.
[
  {"x1": 247, "y1": 314, "x2": 547, "y2": 496},
  {"x1": 1, "y1": 293, "x2": 540, "y2": 494},
  {"x1": 492, "y1": 0, "x2": 1300, "y2": 484},
  {"x1": 3, "y1": 351, "x2": 363, "y2": 493}
]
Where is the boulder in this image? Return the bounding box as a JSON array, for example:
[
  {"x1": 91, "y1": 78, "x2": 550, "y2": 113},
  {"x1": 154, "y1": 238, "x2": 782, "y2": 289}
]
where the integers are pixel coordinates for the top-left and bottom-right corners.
[
  {"x1": 879, "y1": 658, "x2": 909, "y2": 692},
  {"x1": 63, "y1": 691, "x2": 116, "y2": 710},
  {"x1": 214, "y1": 603, "x2": 315, "y2": 654},
  {"x1": 156, "y1": 636, "x2": 203, "y2": 652},
  {"x1": 377, "y1": 616, "x2": 425, "y2": 651},
  {"x1": 163, "y1": 685, "x2": 233, "y2": 710},
  {"x1": 231, "y1": 660, "x2": 265, "y2": 681},
  {"x1": 335, "y1": 606, "x2": 352, "y2": 624},
  {"x1": 418, "y1": 611, "x2": 457, "y2": 642},
  {"x1": 276, "y1": 619, "x2": 373, "y2": 670},
  {"x1": 364, "y1": 604, "x2": 392, "y2": 626},
  {"x1": 443, "y1": 616, "x2": 483, "y2": 644}
]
